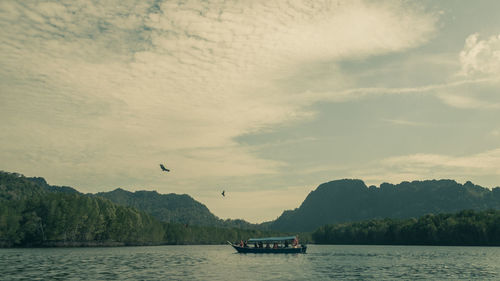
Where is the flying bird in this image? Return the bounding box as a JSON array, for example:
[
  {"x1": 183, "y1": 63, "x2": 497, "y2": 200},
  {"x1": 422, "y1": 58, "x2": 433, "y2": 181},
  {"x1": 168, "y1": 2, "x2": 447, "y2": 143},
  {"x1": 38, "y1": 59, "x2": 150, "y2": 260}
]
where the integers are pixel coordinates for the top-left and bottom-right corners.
[
  {"x1": 221, "y1": 190, "x2": 225, "y2": 197},
  {"x1": 159, "y1": 164, "x2": 170, "y2": 172}
]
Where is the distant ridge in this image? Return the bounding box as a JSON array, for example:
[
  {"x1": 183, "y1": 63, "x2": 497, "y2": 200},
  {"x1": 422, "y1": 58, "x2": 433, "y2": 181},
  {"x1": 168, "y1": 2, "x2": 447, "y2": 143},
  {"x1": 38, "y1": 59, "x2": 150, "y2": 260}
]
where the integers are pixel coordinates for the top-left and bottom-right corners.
[
  {"x1": 95, "y1": 188, "x2": 257, "y2": 229},
  {"x1": 269, "y1": 179, "x2": 500, "y2": 232},
  {"x1": 2, "y1": 171, "x2": 256, "y2": 229},
  {"x1": 5, "y1": 170, "x2": 500, "y2": 234},
  {"x1": 95, "y1": 188, "x2": 220, "y2": 226},
  {"x1": 0, "y1": 171, "x2": 277, "y2": 247}
]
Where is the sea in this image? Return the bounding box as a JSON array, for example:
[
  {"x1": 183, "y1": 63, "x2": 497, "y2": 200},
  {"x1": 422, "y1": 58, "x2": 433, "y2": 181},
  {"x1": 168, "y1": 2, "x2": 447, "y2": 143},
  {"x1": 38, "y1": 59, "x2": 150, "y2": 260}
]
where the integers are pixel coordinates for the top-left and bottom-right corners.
[{"x1": 1, "y1": 245, "x2": 499, "y2": 280}]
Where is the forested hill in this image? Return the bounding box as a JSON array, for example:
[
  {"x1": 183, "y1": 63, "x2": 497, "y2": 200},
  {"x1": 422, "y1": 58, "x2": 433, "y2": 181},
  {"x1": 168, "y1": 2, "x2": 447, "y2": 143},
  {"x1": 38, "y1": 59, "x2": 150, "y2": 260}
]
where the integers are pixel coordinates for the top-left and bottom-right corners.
[
  {"x1": 27, "y1": 176, "x2": 80, "y2": 194},
  {"x1": 4, "y1": 172, "x2": 257, "y2": 230},
  {"x1": 95, "y1": 189, "x2": 257, "y2": 229},
  {"x1": 0, "y1": 171, "x2": 166, "y2": 246},
  {"x1": 270, "y1": 179, "x2": 500, "y2": 232},
  {"x1": 2, "y1": 171, "x2": 256, "y2": 229},
  {"x1": 96, "y1": 189, "x2": 239, "y2": 227},
  {"x1": 0, "y1": 171, "x2": 282, "y2": 247}
]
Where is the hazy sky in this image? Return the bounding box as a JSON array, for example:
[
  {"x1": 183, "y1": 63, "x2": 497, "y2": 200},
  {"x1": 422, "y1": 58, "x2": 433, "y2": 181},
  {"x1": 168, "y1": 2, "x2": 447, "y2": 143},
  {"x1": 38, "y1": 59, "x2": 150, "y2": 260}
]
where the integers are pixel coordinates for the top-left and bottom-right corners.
[{"x1": 2, "y1": 0, "x2": 500, "y2": 223}]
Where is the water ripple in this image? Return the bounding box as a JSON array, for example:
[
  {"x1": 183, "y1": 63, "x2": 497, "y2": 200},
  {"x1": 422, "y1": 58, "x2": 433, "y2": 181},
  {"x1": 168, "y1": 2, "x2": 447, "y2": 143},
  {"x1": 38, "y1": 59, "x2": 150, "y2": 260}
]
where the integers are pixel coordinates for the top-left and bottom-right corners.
[{"x1": 1, "y1": 245, "x2": 499, "y2": 280}]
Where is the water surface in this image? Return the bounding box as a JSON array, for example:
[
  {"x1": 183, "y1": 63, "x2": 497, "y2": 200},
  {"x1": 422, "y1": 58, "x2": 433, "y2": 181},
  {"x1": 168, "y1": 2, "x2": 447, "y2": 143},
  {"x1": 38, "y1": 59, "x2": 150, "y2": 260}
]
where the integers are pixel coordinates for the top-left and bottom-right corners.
[{"x1": 1, "y1": 245, "x2": 499, "y2": 280}]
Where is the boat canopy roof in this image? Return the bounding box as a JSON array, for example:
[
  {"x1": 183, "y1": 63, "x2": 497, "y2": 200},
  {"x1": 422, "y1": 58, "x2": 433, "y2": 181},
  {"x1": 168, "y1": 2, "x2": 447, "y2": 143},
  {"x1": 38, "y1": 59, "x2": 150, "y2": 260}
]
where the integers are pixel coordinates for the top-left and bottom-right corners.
[{"x1": 248, "y1": 236, "x2": 297, "y2": 243}]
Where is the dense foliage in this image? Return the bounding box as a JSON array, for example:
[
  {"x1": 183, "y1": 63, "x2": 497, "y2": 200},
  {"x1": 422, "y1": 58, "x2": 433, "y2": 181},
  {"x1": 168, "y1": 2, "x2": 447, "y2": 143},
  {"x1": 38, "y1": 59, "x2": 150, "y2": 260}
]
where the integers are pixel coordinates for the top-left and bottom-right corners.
[
  {"x1": 0, "y1": 171, "x2": 282, "y2": 247},
  {"x1": 6, "y1": 171, "x2": 499, "y2": 247},
  {"x1": 313, "y1": 209, "x2": 500, "y2": 246},
  {"x1": 0, "y1": 172, "x2": 165, "y2": 246},
  {"x1": 96, "y1": 188, "x2": 258, "y2": 229},
  {"x1": 271, "y1": 179, "x2": 500, "y2": 232}
]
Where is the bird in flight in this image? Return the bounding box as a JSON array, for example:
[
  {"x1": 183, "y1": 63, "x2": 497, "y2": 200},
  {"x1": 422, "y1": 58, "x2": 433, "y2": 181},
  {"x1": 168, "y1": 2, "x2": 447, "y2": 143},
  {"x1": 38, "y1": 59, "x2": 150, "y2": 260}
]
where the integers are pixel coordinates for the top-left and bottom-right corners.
[
  {"x1": 221, "y1": 190, "x2": 225, "y2": 197},
  {"x1": 159, "y1": 164, "x2": 170, "y2": 172}
]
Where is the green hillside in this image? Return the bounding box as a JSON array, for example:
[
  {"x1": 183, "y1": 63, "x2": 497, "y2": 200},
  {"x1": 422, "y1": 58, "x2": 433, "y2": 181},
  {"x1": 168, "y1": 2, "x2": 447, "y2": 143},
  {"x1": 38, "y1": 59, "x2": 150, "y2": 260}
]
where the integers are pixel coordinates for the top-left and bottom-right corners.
[
  {"x1": 313, "y1": 209, "x2": 500, "y2": 246},
  {"x1": 96, "y1": 189, "x2": 216, "y2": 226},
  {"x1": 0, "y1": 172, "x2": 165, "y2": 246},
  {"x1": 0, "y1": 171, "x2": 281, "y2": 247},
  {"x1": 270, "y1": 179, "x2": 500, "y2": 232},
  {"x1": 95, "y1": 188, "x2": 258, "y2": 229}
]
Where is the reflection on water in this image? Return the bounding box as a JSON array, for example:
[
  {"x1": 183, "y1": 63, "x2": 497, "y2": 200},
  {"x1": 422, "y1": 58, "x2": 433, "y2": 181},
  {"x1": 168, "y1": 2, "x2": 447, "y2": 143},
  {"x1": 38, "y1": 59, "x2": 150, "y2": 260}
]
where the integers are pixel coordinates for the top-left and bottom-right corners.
[{"x1": 1, "y1": 245, "x2": 499, "y2": 280}]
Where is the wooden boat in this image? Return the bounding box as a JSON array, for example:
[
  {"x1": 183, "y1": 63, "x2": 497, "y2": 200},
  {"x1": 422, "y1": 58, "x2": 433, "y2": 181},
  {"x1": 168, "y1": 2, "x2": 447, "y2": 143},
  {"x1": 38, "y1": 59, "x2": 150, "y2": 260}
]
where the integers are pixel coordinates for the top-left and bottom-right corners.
[{"x1": 229, "y1": 236, "x2": 307, "y2": 254}]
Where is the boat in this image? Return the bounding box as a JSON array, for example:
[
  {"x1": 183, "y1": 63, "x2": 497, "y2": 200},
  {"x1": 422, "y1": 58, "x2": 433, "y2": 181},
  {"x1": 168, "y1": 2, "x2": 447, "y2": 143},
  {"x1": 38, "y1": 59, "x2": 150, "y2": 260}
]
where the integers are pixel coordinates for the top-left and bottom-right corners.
[{"x1": 228, "y1": 236, "x2": 307, "y2": 254}]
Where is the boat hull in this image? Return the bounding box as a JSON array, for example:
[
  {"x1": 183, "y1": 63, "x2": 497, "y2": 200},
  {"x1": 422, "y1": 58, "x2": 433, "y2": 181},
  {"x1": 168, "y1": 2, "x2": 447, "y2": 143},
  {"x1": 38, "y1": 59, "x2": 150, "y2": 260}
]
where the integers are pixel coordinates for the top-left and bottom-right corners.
[{"x1": 231, "y1": 245, "x2": 307, "y2": 254}]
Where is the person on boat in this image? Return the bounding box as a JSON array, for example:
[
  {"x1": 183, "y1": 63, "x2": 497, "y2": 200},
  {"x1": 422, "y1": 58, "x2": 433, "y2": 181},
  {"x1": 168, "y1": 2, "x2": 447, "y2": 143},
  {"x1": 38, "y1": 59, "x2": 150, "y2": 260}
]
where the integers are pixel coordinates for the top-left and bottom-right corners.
[
  {"x1": 244, "y1": 240, "x2": 248, "y2": 248},
  {"x1": 292, "y1": 237, "x2": 298, "y2": 247},
  {"x1": 265, "y1": 243, "x2": 270, "y2": 249},
  {"x1": 258, "y1": 241, "x2": 263, "y2": 248},
  {"x1": 240, "y1": 240, "x2": 243, "y2": 247},
  {"x1": 273, "y1": 243, "x2": 278, "y2": 249},
  {"x1": 284, "y1": 240, "x2": 289, "y2": 248},
  {"x1": 254, "y1": 243, "x2": 258, "y2": 248}
]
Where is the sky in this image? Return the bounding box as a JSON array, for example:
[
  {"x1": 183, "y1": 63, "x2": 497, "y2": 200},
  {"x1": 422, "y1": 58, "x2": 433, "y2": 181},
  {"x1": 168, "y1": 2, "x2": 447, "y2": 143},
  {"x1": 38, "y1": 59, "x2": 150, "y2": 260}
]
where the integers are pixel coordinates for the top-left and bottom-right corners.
[{"x1": 2, "y1": 0, "x2": 500, "y2": 223}]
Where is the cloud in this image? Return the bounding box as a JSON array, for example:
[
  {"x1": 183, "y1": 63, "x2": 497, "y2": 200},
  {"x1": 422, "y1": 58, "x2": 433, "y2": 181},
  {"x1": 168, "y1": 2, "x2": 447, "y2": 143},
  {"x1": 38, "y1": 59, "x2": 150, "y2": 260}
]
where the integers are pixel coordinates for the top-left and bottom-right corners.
[
  {"x1": 427, "y1": 33, "x2": 500, "y2": 110},
  {"x1": 377, "y1": 149, "x2": 500, "y2": 183},
  {"x1": 460, "y1": 33, "x2": 500, "y2": 76},
  {"x1": 437, "y1": 92, "x2": 500, "y2": 109},
  {"x1": 381, "y1": 118, "x2": 435, "y2": 127},
  {"x1": 294, "y1": 31, "x2": 500, "y2": 110},
  {"x1": 0, "y1": 0, "x2": 437, "y2": 196},
  {"x1": 298, "y1": 148, "x2": 500, "y2": 191},
  {"x1": 300, "y1": 77, "x2": 497, "y2": 106},
  {"x1": 295, "y1": 148, "x2": 500, "y2": 190}
]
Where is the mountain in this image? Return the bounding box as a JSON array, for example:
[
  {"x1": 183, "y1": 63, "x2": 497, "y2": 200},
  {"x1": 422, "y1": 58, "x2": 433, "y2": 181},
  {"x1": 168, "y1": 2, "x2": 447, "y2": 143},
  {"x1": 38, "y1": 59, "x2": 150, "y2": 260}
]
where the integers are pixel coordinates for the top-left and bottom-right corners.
[
  {"x1": 0, "y1": 172, "x2": 47, "y2": 201},
  {"x1": 0, "y1": 171, "x2": 280, "y2": 247},
  {"x1": 269, "y1": 179, "x2": 500, "y2": 232},
  {"x1": 95, "y1": 188, "x2": 258, "y2": 229},
  {"x1": 0, "y1": 172, "x2": 80, "y2": 201},
  {"x1": 2, "y1": 171, "x2": 257, "y2": 229},
  {"x1": 1, "y1": 171, "x2": 256, "y2": 229},
  {"x1": 95, "y1": 188, "x2": 221, "y2": 226},
  {"x1": 0, "y1": 171, "x2": 166, "y2": 246},
  {"x1": 27, "y1": 176, "x2": 80, "y2": 194},
  {"x1": 10, "y1": 169, "x2": 500, "y2": 235}
]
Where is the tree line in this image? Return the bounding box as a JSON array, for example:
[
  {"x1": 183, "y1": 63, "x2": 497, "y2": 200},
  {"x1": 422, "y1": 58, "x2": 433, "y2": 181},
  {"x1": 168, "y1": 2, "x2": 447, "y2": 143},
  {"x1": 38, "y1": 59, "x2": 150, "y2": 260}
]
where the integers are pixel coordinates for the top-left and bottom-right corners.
[
  {"x1": 0, "y1": 171, "x2": 283, "y2": 247},
  {"x1": 4, "y1": 171, "x2": 499, "y2": 247},
  {"x1": 313, "y1": 209, "x2": 500, "y2": 246}
]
